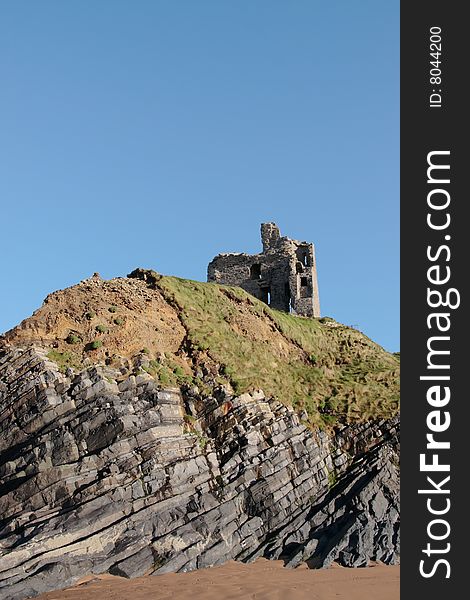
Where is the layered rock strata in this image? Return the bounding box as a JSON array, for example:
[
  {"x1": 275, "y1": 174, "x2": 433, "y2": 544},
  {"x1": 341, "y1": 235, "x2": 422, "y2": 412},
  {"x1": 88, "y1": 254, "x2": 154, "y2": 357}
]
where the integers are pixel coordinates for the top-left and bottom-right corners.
[{"x1": 0, "y1": 347, "x2": 399, "y2": 600}]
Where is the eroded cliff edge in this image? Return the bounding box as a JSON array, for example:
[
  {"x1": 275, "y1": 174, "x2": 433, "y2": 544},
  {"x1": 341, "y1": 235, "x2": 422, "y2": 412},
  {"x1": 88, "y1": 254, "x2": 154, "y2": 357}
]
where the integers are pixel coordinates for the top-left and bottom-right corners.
[{"x1": 0, "y1": 274, "x2": 399, "y2": 599}]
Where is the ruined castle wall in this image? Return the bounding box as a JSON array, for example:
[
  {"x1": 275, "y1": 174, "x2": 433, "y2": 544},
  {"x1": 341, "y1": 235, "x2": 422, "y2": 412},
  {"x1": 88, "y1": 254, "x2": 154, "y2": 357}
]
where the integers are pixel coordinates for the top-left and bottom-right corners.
[
  {"x1": 207, "y1": 254, "x2": 260, "y2": 286},
  {"x1": 207, "y1": 224, "x2": 320, "y2": 318},
  {"x1": 261, "y1": 222, "x2": 281, "y2": 252},
  {"x1": 310, "y1": 244, "x2": 321, "y2": 317},
  {"x1": 287, "y1": 243, "x2": 320, "y2": 318},
  {"x1": 208, "y1": 252, "x2": 292, "y2": 312}
]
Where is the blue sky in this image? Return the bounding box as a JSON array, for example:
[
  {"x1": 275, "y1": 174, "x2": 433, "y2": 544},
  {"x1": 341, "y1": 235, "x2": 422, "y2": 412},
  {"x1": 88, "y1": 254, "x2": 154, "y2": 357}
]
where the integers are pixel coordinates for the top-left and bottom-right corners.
[{"x1": 0, "y1": 1, "x2": 399, "y2": 351}]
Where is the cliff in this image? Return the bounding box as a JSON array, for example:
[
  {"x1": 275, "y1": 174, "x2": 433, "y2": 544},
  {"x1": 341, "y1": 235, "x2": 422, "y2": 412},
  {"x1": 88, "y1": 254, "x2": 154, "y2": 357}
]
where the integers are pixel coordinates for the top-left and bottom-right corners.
[{"x1": 0, "y1": 271, "x2": 399, "y2": 599}]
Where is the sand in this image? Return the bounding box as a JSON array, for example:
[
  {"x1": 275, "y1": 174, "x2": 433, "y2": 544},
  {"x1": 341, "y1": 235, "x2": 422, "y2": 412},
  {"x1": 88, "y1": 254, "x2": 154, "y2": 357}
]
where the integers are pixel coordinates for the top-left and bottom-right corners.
[{"x1": 36, "y1": 560, "x2": 399, "y2": 600}]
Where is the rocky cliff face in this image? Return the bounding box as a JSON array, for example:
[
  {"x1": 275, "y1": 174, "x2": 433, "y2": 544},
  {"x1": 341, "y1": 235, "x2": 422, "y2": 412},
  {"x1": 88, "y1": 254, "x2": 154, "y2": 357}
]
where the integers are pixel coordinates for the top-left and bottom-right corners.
[{"x1": 0, "y1": 346, "x2": 399, "y2": 600}]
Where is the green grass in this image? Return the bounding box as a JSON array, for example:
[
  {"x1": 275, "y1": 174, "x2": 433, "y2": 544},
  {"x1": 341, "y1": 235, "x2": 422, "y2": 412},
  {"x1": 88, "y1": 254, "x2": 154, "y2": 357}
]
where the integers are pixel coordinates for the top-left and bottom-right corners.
[
  {"x1": 95, "y1": 325, "x2": 107, "y2": 334},
  {"x1": 87, "y1": 340, "x2": 103, "y2": 351},
  {"x1": 142, "y1": 359, "x2": 192, "y2": 386},
  {"x1": 156, "y1": 276, "x2": 399, "y2": 427},
  {"x1": 327, "y1": 468, "x2": 338, "y2": 490},
  {"x1": 47, "y1": 350, "x2": 82, "y2": 373}
]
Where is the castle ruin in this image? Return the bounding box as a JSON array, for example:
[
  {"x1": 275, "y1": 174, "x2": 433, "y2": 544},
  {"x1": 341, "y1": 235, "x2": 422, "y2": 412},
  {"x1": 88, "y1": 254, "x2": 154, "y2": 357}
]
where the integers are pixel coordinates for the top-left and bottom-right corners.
[{"x1": 207, "y1": 223, "x2": 320, "y2": 317}]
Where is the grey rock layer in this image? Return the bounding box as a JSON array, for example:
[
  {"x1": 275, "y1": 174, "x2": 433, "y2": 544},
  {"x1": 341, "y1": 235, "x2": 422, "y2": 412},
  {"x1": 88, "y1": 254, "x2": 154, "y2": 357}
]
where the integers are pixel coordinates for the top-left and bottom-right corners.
[{"x1": 0, "y1": 348, "x2": 399, "y2": 600}]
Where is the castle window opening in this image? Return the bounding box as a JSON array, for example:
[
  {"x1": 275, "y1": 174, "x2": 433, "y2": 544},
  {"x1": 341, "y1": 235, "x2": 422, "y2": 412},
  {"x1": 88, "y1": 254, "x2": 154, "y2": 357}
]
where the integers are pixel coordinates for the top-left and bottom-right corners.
[
  {"x1": 260, "y1": 286, "x2": 271, "y2": 306},
  {"x1": 296, "y1": 261, "x2": 303, "y2": 274},
  {"x1": 301, "y1": 277, "x2": 308, "y2": 287},
  {"x1": 284, "y1": 283, "x2": 292, "y2": 312},
  {"x1": 303, "y1": 254, "x2": 308, "y2": 267},
  {"x1": 250, "y1": 263, "x2": 262, "y2": 280}
]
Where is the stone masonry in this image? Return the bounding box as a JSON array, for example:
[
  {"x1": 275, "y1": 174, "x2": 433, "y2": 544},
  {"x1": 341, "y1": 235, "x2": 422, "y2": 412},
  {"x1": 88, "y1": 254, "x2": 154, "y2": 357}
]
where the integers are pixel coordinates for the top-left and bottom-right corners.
[{"x1": 207, "y1": 223, "x2": 320, "y2": 317}]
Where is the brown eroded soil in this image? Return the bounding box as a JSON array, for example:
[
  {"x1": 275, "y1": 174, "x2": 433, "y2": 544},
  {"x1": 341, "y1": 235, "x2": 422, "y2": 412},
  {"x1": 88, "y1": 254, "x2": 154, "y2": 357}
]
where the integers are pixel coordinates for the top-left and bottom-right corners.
[
  {"x1": 2, "y1": 276, "x2": 185, "y2": 358},
  {"x1": 36, "y1": 560, "x2": 399, "y2": 600}
]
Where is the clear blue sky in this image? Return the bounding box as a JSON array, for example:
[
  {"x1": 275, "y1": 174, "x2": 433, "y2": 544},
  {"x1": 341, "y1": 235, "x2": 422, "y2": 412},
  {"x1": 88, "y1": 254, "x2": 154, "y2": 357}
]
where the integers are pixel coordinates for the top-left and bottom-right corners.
[{"x1": 0, "y1": 0, "x2": 399, "y2": 351}]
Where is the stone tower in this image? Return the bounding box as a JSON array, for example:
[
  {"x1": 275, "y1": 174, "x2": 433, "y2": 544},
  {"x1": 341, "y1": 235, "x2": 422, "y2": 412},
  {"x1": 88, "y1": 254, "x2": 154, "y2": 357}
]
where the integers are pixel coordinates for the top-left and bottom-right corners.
[{"x1": 207, "y1": 223, "x2": 320, "y2": 317}]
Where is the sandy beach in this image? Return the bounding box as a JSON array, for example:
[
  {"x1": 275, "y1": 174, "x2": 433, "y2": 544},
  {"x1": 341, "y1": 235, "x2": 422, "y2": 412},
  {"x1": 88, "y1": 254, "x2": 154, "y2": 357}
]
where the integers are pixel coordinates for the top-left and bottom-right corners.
[{"x1": 36, "y1": 560, "x2": 400, "y2": 600}]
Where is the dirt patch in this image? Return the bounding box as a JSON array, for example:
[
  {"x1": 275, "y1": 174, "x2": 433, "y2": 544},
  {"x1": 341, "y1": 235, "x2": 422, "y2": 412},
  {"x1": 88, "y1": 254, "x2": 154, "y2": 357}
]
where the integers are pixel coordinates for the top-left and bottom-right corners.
[{"x1": 2, "y1": 276, "x2": 186, "y2": 366}]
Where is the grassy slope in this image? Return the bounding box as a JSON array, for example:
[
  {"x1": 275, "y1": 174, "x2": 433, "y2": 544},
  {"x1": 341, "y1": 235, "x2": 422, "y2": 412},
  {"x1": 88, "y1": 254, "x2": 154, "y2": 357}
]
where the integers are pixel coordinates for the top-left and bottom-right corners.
[
  {"x1": 4, "y1": 273, "x2": 399, "y2": 428},
  {"x1": 156, "y1": 277, "x2": 399, "y2": 426}
]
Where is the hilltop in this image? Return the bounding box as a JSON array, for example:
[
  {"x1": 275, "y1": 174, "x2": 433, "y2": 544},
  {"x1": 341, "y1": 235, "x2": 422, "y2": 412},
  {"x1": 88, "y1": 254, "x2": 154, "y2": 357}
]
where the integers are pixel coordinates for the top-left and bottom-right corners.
[{"x1": 1, "y1": 269, "x2": 399, "y2": 428}]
